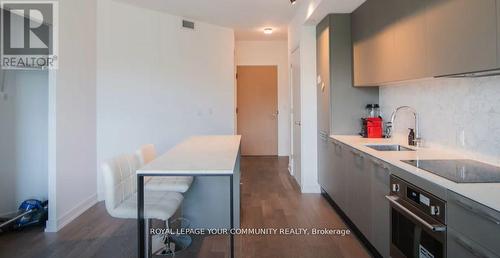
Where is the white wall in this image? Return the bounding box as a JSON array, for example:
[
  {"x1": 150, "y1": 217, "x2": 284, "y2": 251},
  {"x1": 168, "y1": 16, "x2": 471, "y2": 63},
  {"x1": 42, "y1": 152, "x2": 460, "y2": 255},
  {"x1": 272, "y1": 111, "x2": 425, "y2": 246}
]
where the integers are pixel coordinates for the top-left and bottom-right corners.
[
  {"x1": 96, "y1": 0, "x2": 235, "y2": 200},
  {"x1": 235, "y1": 41, "x2": 290, "y2": 156},
  {"x1": 380, "y1": 76, "x2": 500, "y2": 166},
  {"x1": 288, "y1": 2, "x2": 320, "y2": 193},
  {"x1": 46, "y1": 0, "x2": 97, "y2": 232},
  {"x1": 0, "y1": 70, "x2": 48, "y2": 216}
]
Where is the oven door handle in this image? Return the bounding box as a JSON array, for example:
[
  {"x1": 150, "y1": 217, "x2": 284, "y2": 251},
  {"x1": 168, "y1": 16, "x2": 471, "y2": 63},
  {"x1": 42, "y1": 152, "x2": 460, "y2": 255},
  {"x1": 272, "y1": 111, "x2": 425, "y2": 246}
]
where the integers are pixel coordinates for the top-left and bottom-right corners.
[{"x1": 386, "y1": 196, "x2": 446, "y2": 232}]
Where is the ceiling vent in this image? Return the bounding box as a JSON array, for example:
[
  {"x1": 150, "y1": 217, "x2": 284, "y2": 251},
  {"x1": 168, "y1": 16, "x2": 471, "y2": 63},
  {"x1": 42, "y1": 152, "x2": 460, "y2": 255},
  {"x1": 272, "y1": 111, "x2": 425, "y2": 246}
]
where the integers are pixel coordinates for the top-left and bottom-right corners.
[{"x1": 182, "y1": 20, "x2": 195, "y2": 30}]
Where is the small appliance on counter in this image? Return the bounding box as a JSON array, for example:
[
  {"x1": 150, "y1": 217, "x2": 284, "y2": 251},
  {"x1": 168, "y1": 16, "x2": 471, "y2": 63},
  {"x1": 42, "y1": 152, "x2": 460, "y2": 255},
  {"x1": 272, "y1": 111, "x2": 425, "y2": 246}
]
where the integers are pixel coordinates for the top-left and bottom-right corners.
[{"x1": 361, "y1": 104, "x2": 383, "y2": 138}]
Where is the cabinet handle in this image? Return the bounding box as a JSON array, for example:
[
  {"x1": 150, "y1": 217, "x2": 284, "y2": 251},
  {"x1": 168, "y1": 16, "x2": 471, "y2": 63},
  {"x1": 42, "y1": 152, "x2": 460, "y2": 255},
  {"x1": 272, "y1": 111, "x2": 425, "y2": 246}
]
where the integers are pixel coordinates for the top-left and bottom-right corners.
[
  {"x1": 319, "y1": 131, "x2": 329, "y2": 141},
  {"x1": 454, "y1": 198, "x2": 500, "y2": 225},
  {"x1": 454, "y1": 235, "x2": 494, "y2": 258},
  {"x1": 332, "y1": 141, "x2": 342, "y2": 153},
  {"x1": 350, "y1": 150, "x2": 364, "y2": 159},
  {"x1": 370, "y1": 159, "x2": 389, "y2": 171}
]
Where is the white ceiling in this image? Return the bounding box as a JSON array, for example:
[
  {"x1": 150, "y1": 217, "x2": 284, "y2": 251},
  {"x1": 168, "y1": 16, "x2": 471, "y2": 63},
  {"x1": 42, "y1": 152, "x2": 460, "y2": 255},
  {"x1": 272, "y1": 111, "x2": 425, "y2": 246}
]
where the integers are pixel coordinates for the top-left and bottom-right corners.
[{"x1": 114, "y1": 0, "x2": 365, "y2": 41}]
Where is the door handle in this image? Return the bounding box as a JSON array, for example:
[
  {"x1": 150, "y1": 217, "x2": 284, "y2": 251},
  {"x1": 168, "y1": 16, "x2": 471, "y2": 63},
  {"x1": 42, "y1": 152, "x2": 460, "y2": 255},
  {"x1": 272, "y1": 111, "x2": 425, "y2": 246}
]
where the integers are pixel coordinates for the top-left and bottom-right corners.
[
  {"x1": 294, "y1": 121, "x2": 301, "y2": 126},
  {"x1": 350, "y1": 149, "x2": 364, "y2": 159},
  {"x1": 386, "y1": 196, "x2": 446, "y2": 232}
]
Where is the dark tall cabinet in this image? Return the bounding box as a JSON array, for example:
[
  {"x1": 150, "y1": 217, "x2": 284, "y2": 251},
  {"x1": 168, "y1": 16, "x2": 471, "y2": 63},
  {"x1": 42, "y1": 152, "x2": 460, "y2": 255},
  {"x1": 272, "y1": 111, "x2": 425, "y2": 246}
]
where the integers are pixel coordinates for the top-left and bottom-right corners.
[{"x1": 316, "y1": 14, "x2": 378, "y2": 212}]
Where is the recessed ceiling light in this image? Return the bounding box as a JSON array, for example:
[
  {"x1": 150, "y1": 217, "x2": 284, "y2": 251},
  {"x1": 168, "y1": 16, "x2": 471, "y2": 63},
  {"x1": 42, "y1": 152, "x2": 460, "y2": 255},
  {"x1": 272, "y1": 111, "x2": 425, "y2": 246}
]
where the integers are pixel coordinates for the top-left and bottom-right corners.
[{"x1": 264, "y1": 28, "x2": 273, "y2": 35}]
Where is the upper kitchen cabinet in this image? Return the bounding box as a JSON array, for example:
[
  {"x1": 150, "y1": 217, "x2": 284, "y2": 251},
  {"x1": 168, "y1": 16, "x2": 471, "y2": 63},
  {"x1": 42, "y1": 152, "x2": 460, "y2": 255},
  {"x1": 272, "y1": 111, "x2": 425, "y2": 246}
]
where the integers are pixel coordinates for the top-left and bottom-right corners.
[
  {"x1": 352, "y1": 0, "x2": 397, "y2": 86},
  {"x1": 498, "y1": 1, "x2": 500, "y2": 64},
  {"x1": 426, "y1": 0, "x2": 498, "y2": 76},
  {"x1": 352, "y1": 0, "x2": 500, "y2": 86},
  {"x1": 392, "y1": 0, "x2": 430, "y2": 81},
  {"x1": 316, "y1": 14, "x2": 379, "y2": 134},
  {"x1": 317, "y1": 17, "x2": 331, "y2": 134}
]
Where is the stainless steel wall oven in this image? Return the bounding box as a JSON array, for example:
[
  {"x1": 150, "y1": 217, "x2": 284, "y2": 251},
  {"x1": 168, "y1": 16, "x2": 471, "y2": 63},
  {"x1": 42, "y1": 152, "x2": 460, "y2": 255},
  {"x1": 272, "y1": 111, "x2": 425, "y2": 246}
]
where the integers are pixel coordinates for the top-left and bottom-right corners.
[{"x1": 386, "y1": 175, "x2": 447, "y2": 258}]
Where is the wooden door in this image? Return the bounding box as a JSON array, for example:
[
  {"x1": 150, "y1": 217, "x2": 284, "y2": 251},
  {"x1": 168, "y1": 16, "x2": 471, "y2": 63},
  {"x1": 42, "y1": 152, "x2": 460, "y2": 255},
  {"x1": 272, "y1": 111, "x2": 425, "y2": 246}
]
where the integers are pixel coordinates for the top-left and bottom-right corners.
[{"x1": 237, "y1": 66, "x2": 278, "y2": 156}]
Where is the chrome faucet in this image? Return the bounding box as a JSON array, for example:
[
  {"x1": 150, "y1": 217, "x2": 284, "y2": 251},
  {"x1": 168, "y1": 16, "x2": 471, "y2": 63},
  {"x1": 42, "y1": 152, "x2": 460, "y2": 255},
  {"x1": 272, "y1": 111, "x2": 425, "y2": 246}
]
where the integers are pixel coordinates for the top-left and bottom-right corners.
[{"x1": 385, "y1": 106, "x2": 421, "y2": 146}]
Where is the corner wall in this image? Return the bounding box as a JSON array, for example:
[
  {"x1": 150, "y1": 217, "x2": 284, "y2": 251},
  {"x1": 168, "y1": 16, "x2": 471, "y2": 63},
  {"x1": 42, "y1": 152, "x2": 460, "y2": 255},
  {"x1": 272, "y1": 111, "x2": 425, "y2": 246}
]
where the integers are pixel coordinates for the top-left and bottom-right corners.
[
  {"x1": 288, "y1": 3, "x2": 320, "y2": 193},
  {"x1": 46, "y1": 0, "x2": 97, "y2": 232}
]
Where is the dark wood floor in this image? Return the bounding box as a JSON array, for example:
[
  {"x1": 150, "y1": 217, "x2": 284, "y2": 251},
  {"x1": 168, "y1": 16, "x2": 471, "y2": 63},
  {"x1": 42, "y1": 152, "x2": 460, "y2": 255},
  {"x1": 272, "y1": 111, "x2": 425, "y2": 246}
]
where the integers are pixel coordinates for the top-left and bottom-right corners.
[{"x1": 0, "y1": 157, "x2": 371, "y2": 258}]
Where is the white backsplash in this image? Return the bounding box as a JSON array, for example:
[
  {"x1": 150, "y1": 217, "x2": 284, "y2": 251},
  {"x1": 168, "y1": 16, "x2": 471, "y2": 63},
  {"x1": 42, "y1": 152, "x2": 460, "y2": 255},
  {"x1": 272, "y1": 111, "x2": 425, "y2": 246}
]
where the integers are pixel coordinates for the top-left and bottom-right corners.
[{"x1": 379, "y1": 76, "x2": 500, "y2": 165}]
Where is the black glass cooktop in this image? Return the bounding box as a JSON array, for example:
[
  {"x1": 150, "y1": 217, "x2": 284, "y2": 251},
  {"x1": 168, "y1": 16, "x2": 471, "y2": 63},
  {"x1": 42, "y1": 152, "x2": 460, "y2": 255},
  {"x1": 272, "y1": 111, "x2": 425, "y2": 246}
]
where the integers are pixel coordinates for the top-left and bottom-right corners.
[{"x1": 402, "y1": 159, "x2": 500, "y2": 183}]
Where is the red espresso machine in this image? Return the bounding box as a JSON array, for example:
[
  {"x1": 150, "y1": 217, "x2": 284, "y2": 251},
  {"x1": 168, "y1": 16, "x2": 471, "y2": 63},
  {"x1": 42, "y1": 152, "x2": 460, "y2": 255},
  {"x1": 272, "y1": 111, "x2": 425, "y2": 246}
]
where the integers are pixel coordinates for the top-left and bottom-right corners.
[{"x1": 361, "y1": 104, "x2": 383, "y2": 138}]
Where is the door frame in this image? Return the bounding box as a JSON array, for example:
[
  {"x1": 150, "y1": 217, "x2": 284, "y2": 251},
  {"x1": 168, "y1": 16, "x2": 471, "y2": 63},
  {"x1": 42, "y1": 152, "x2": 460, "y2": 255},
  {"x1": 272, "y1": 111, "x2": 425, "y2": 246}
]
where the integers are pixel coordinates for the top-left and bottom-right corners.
[
  {"x1": 236, "y1": 65, "x2": 279, "y2": 156},
  {"x1": 290, "y1": 46, "x2": 300, "y2": 179}
]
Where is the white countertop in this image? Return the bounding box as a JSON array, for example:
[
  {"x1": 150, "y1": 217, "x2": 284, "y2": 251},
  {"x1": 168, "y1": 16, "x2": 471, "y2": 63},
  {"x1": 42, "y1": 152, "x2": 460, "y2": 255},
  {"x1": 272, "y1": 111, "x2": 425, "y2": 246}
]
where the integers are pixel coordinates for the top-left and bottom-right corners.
[
  {"x1": 137, "y1": 135, "x2": 241, "y2": 175},
  {"x1": 330, "y1": 135, "x2": 500, "y2": 212}
]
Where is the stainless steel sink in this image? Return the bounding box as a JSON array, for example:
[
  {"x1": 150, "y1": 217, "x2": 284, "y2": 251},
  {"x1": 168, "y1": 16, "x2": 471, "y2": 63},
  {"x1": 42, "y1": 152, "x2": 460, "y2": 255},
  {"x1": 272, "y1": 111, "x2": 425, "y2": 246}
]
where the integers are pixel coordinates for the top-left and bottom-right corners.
[{"x1": 365, "y1": 144, "x2": 415, "y2": 152}]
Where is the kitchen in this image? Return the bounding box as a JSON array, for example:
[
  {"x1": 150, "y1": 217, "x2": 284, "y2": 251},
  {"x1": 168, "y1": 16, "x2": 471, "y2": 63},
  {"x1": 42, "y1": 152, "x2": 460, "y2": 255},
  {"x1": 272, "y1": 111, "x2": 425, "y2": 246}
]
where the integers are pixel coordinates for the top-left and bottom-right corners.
[{"x1": 316, "y1": 1, "x2": 500, "y2": 258}]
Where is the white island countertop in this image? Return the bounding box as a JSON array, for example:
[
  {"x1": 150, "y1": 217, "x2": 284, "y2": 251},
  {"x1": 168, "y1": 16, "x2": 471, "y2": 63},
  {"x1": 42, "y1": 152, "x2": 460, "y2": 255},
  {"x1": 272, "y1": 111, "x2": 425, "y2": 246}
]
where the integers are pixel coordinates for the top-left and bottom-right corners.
[
  {"x1": 331, "y1": 135, "x2": 500, "y2": 213},
  {"x1": 137, "y1": 135, "x2": 241, "y2": 175}
]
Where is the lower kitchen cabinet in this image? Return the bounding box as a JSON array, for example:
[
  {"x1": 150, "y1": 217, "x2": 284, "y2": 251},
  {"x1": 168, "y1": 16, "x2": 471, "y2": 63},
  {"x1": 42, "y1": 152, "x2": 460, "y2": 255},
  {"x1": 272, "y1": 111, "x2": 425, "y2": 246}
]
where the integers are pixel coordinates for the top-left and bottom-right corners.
[
  {"x1": 324, "y1": 140, "x2": 391, "y2": 257},
  {"x1": 346, "y1": 148, "x2": 372, "y2": 239},
  {"x1": 447, "y1": 190, "x2": 500, "y2": 257},
  {"x1": 329, "y1": 139, "x2": 347, "y2": 210},
  {"x1": 318, "y1": 134, "x2": 331, "y2": 194},
  {"x1": 448, "y1": 228, "x2": 499, "y2": 258},
  {"x1": 323, "y1": 139, "x2": 500, "y2": 258},
  {"x1": 368, "y1": 158, "x2": 391, "y2": 258}
]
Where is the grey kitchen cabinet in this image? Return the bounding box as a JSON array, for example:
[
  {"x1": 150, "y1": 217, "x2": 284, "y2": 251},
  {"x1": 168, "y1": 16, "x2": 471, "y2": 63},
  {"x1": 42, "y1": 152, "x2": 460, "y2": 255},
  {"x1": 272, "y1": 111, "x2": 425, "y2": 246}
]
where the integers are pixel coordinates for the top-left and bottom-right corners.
[
  {"x1": 316, "y1": 14, "x2": 378, "y2": 200},
  {"x1": 317, "y1": 14, "x2": 379, "y2": 134},
  {"x1": 329, "y1": 139, "x2": 347, "y2": 212},
  {"x1": 326, "y1": 141, "x2": 392, "y2": 257},
  {"x1": 328, "y1": 14, "x2": 379, "y2": 134},
  {"x1": 351, "y1": 0, "x2": 378, "y2": 86},
  {"x1": 316, "y1": 15, "x2": 331, "y2": 196},
  {"x1": 368, "y1": 158, "x2": 391, "y2": 258},
  {"x1": 498, "y1": 0, "x2": 500, "y2": 66},
  {"x1": 346, "y1": 148, "x2": 372, "y2": 238},
  {"x1": 318, "y1": 133, "x2": 332, "y2": 195},
  {"x1": 317, "y1": 17, "x2": 331, "y2": 135},
  {"x1": 352, "y1": 0, "x2": 396, "y2": 86},
  {"x1": 426, "y1": 0, "x2": 498, "y2": 76},
  {"x1": 352, "y1": 0, "x2": 500, "y2": 86},
  {"x1": 447, "y1": 190, "x2": 500, "y2": 256},
  {"x1": 392, "y1": 0, "x2": 430, "y2": 81},
  {"x1": 448, "y1": 228, "x2": 500, "y2": 258}
]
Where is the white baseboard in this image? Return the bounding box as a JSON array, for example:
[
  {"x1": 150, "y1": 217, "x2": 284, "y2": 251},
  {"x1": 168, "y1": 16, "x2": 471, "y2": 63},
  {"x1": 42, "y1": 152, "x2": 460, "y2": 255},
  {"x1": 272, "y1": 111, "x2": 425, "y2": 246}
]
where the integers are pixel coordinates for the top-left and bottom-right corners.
[
  {"x1": 301, "y1": 183, "x2": 321, "y2": 193},
  {"x1": 44, "y1": 219, "x2": 58, "y2": 232},
  {"x1": 45, "y1": 194, "x2": 97, "y2": 232}
]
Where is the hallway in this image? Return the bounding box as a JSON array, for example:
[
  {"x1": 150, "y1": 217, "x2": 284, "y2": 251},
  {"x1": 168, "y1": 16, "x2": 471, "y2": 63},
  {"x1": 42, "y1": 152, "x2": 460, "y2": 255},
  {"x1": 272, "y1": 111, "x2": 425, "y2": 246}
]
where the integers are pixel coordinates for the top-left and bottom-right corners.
[
  {"x1": 0, "y1": 157, "x2": 370, "y2": 258},
  {"x1": 237, "y1": 157, "x2": 370, "y2": 258}
]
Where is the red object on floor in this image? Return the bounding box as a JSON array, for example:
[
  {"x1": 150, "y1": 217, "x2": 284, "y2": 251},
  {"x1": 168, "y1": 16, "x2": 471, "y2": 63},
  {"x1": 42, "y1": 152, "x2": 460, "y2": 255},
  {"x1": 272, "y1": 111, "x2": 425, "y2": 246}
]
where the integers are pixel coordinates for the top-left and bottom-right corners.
[{"x1": 366, "y1": 117, "x2": 383, "y2": 138}]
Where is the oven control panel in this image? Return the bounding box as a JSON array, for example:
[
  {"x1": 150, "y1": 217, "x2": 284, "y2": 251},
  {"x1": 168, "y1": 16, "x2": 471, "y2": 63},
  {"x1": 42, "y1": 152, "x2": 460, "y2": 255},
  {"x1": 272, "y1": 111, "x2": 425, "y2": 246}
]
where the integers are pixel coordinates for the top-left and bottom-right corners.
[{"x1": 390, "y1": 176, "x2": 446, "y2": 224}]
